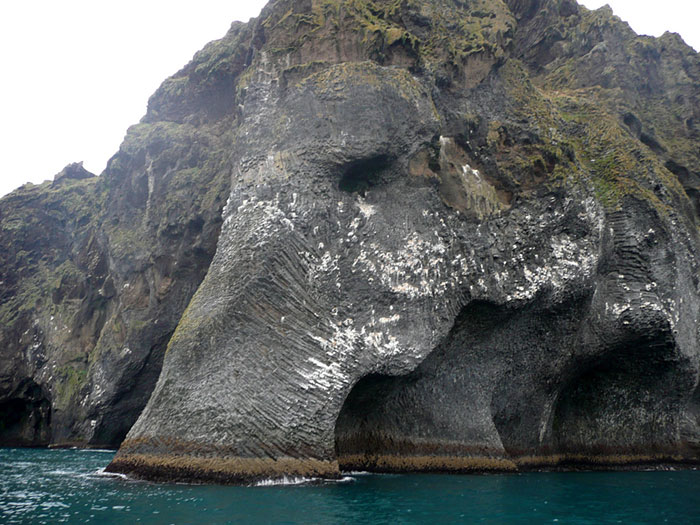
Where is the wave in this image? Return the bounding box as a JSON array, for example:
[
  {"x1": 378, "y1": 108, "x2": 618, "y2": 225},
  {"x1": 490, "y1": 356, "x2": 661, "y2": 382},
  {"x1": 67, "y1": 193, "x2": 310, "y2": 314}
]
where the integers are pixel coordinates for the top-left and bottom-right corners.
[
  {"x1": 334, "y1": 476, "x2": 355, "y2": 484},
  {"x1": 254, "y1": 475, "x2": 355, "y2": 487},
  {"x1": 91, "y1": 468, "x2": 129, "y2": 480},
  {"x1": 47, "y1": 469, "x2": 79, "y2": 476},
  {"x1": 254, "y1": 476, "x2": 319, "y2": 487}
]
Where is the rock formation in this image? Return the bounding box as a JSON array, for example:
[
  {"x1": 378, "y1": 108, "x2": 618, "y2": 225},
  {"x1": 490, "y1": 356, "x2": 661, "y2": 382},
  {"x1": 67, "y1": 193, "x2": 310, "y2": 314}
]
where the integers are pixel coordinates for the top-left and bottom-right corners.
[
  {"x1": 2, "y1": 0, "x2": 699, "y2": 483},
  {"x1": 0, "y1": 118, "x2": 229, "y2": 445}
]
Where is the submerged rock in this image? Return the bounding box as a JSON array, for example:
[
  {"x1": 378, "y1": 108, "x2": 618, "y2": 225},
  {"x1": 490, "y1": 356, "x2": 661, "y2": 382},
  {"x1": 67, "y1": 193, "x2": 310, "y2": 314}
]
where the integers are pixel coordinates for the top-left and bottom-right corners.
[{"x1": 2, "y1": 0, "x2": 700, "y2": 481}]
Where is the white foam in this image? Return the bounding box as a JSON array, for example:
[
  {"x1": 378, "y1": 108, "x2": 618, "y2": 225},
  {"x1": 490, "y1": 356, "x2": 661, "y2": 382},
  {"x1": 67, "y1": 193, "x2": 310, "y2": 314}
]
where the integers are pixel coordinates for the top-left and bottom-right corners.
[
  {"x1": 254, "y1": 475, "x2": 355, "y2": 487},
  {"x1": 254, "y1": 476, "x2": 318, "y2": 487},
  {"x1": 91, "y1": 468, "x2": 129, "y2": 480},
  {"x1": 335, "y1": 476, "x2": 355, "y2": 483},
  {"x1": 48, "y1": 469, "x2": 77, "y2": 476}
]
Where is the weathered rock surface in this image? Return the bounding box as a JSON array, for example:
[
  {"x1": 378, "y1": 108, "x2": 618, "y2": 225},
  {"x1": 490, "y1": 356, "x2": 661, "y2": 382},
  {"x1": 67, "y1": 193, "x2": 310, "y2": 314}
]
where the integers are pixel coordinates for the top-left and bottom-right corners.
[
  {"x1": 2, "y1": 0, "x2": 699, "y2": 482},
  {"x1": 106, "y1": 0, "x2": 700, "y2": 482},
  {"x1": 0, "y1": 107, "x2": 230, "y2": 446}
]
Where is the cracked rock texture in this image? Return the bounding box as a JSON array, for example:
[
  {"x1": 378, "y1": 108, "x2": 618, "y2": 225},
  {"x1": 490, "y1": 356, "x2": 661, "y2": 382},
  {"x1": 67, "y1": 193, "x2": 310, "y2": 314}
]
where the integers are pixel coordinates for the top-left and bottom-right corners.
[{"x1": 1, "y1": 0, "x2": 699, "y2": 482}]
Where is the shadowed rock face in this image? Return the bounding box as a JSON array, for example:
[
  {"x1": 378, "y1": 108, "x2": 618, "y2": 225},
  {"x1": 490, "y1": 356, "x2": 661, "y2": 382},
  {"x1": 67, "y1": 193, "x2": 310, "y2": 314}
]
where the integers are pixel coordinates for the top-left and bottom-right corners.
[
  {"x1": 2, "y1": 0, "x2": 699, "y2": 481},
  {"x1": 104, "y1": 0, "x2": 700, "y2": 483},
  {"x1": 0, "y1": 84, "x2": 231, "y2": 447}
]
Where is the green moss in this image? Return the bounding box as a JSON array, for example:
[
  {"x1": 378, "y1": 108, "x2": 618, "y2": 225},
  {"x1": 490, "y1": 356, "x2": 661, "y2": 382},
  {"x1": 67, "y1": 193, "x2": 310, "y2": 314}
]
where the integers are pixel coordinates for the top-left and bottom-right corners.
[
  {"x1": 0, "y1": 177, "x2": 102, "y2": 327},
  {"x1": 551, "y1": 91, "x2": 680, "y2": 214},
  {"x1": 534, "y1": 1, "x2": 700, "y2": 205},
  {"x1": 474, "y1": 55, "x2": 690, "y2": 215},
  {"x1": 245, "y1": 0, "x2": 514, "y2": 81},
  {"x1": 298, "y1": 60, "x2": 425, "y2": 100},
  {"x1": 155, "y1": 77, "x2": 189, "y2": 103},
  {"x1": 54, "y1": 366, "x2": 88, "y2": 409},
  {"x1": 588, "y1": 151, "x2": 623, "y2": 207}
]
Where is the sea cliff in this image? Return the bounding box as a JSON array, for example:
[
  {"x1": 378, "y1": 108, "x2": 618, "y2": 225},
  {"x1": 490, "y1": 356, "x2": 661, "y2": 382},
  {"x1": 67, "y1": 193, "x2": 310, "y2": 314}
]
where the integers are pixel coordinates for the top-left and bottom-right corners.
[{"x1": 1, "y1": 0, "x2": 699, "y2": 483}]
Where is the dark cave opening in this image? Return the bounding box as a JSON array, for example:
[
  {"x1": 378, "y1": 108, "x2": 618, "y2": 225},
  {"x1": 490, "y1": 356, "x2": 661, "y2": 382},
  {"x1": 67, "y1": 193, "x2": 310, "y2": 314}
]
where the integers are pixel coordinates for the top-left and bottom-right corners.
[
  {"x1": 0, "y1": 383, "x2": 51, "y2": 447},
  {"x1": 333, "y1": 300, "x2": 520, "y2": 472},
  {"x1": 548, "y1": 338, "x2": 687, "y2": 458},
  {"x1": 338, "y1": 155, "x2": 390, "y2": 196},
  {"x1": 332, "y1": 301, "x2": 692, "y2": 470},
  {"x1": 334, "y1": 373, "x2": 400, "y2": 466},
  {"x1": 682, "y1": 386, "x2": 700, "y2": 453}
]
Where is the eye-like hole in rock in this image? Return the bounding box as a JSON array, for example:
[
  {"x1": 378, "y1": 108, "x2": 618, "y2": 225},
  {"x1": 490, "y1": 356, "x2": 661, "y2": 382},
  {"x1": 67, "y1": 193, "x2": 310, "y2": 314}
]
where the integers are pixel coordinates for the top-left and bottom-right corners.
[
  {"x1": 0, "y1": 383, "x2": 51, "y2": 447},
  {"x1": 338, "y1": 155, "x2": 390, "y2": 196}
]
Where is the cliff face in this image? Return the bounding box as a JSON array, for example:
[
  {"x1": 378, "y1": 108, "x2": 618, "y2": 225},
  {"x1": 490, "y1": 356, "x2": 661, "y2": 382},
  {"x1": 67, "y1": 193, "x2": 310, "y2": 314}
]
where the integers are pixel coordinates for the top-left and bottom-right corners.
[
  {"x1": 2, "y1": 0, "x2": 699, "y2": 481},
  {"x1": 0, "y1": 89, "x2": 230, "y2": 447}
]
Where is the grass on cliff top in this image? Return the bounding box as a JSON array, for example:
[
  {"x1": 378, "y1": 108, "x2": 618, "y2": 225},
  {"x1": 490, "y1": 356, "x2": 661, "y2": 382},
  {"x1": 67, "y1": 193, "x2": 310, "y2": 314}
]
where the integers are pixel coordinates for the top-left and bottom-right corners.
[
  {"x1": 552, "y1": 89, "x2": 684, "y2": 213},
  {"x1": 490, "y1": 59, "x2": 689, "y2": 213},
  {"x1": 0, "y1": 177, "x2": 101, "y2": 325},
  {"x1": 260, "y1": 0, "x2": 417, "y2": 53},
  {"x1": 247, "y1": 0, "x2": 514, "y2": 79},
  {"x1": 534, "y1": 1, "x2": 700, "y2": 190}
]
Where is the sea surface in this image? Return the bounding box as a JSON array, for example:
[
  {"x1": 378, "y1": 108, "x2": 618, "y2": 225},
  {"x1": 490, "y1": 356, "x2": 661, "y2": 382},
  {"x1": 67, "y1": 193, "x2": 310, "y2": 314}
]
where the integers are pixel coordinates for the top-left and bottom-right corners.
[{"x1": 1, "y1": 448, "x2": 698, "y2": 524}]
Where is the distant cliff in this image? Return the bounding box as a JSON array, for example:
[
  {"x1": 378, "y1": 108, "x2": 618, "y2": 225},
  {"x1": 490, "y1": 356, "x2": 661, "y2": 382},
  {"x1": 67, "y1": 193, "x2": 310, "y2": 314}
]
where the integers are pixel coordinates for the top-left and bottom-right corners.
[
  {"x1": 1, "y1": 0, "x2": 699, "y2": 483},
  {"x1": 0, "y1": 88, "x2": 229, "y2": 447}
]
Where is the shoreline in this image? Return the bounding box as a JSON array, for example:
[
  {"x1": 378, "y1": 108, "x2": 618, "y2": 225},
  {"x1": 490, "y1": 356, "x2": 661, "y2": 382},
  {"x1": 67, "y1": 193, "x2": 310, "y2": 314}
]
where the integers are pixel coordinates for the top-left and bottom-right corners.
[
  {"x1": 3, "y1": 445, "x2": 698, "y2": 484},
  {"x1": 105, "y1": 451, "x2": 700, "y2": 485}
]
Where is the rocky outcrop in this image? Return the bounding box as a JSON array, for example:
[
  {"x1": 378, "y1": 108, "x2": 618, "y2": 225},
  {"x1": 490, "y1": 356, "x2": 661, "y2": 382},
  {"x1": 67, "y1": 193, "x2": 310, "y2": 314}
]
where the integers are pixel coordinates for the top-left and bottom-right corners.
[
  {"x1": 2, "y1": 0, "x2": 699, "y2": 481},
  {"x1": 0, "y1": 102, "x2": 230, "y2": 447},
  {"x1": 105, "y1": 0, "x2": 700, "y2": 482},
  {"x1": 53, "y1": 162, "x2": 95, "y2": 185}
]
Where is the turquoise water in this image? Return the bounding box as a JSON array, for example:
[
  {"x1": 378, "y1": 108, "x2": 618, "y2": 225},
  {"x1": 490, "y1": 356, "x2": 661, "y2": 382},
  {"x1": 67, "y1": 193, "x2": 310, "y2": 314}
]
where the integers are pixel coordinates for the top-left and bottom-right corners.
[{"x1": 1, "y1": 448, "x2": 698, "y2": 524}]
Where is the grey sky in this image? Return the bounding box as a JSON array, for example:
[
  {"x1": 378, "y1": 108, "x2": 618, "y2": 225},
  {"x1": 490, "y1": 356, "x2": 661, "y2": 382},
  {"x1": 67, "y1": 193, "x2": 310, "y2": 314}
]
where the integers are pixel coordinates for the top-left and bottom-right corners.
[{"x1": 0, "y1": 0, "x2": 697, "y2": 198}]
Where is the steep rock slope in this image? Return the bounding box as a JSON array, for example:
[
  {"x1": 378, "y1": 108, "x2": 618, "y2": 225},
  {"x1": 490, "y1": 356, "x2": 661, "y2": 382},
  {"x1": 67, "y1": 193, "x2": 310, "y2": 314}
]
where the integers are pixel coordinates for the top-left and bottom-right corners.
[
  {"x1": 0, "y1": 70, "x2": 234, "y2": 446},
  {"x1": 94, "y1": 0, "x2": 700, "y2": 483}
]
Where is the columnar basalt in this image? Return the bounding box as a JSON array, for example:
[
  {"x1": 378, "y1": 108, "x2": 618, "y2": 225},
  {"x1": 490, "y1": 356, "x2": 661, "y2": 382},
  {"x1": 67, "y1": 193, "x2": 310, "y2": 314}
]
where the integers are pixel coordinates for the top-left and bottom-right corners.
[
  {"x1": 1, "y1": 0, "x2": 699, "y2": 482},
  {"x1": 107, "y1": 0, "x2": 700, "y2": 483}
]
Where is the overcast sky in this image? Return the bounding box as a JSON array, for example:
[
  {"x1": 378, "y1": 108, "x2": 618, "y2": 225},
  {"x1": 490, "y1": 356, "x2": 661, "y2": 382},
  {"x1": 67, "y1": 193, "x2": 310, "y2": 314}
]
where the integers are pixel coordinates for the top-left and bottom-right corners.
[{"x1": 0, "y1": 0, "x2": 697, "y2": 198}]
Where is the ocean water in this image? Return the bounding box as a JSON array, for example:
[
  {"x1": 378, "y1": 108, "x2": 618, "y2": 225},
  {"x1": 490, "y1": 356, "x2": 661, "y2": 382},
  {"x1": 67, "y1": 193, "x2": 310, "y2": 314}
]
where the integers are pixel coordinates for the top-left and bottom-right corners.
[{"x1": 1, "y1": 448, "x2": 698, "y2": 524}]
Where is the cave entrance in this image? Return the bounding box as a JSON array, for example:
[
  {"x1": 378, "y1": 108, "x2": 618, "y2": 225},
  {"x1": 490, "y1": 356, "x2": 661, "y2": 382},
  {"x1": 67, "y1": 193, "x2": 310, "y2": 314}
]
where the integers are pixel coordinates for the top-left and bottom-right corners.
[
  {"x1": 334, "y1": 301, "x2": 514, "y2": 472},
  {"x1": 0, "y1": 382, "x2": 51, "y2": 447},
  {"x1": 334, "y1": 373, "x2": 407, "y2": 472},
  {"x1": 548, "y1": 337, "x2": 688, "y2": 459}
]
